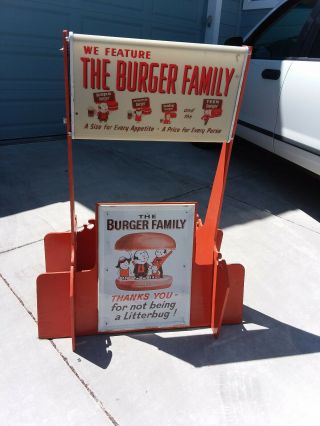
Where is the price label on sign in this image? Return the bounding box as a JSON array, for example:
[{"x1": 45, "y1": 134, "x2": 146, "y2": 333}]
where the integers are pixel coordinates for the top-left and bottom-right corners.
[
  {"x1": 93, "y1": 91, "x2": 116, "y2": 103},
  {"x1": 69, "y1": 33, "x2": 250, "y2": 142},
  {"x1": 203, "y1": 99, "x2": 222, "y2": 109},
  {"x1": 132, "y1": 97, "x2": 150, "y2": 109},
  {"x1": 162, "y1": 103, "x2": 177, "y2": 112}
]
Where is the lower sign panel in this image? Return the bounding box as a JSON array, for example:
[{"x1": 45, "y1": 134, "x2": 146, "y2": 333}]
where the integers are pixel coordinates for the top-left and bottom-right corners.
[{"x1": 98, "y1": 203, "x2": 195, "y2": 332}]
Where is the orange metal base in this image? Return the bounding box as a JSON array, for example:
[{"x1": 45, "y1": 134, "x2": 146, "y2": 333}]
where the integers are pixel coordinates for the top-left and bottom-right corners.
[
  {"x1": 36, "y1": 221, "x2": 245, "y2": 340},
  {"x1": 36, "y1": 138, "x2": 246, "y2": 348},
  {"x1": 37, "y1": 31, "x2": 250, "y2": 350}
]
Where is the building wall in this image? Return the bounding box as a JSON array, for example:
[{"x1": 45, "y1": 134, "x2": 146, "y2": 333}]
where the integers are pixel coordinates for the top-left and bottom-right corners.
[
  {"x1": 0, "y1": 0, "x2": 208, "y2": 141},
  {"x1": 218, "y1": 0, "x2": 272, "y2": 43},
  {"x1": 240, "y1": 8, "x2": 271, "y2": 36},
  {"x1": 218, "y1": 0, "x2": 241, "y2": 43}
]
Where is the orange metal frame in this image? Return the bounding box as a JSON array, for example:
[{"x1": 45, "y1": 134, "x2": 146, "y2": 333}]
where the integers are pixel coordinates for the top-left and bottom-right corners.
[{"x1": 36, "y1": 30, "x2": 251, "y2": 351}]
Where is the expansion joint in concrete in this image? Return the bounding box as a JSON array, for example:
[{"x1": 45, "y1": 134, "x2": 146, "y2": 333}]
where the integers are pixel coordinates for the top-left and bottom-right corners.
[{"x1": 0, "y1": 273, "x2": 119, "y2": 426}]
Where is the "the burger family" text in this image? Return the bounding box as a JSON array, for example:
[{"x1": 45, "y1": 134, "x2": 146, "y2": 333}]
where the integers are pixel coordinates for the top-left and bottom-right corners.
[{"x1": 106, "y1": 218, "x2": 187, "y2": 231}]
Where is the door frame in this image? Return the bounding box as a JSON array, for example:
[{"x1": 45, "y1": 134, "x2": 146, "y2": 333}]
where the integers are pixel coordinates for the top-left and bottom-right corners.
[{"x1": 204, "y1": 0, "x2": 222, "y2": 44}]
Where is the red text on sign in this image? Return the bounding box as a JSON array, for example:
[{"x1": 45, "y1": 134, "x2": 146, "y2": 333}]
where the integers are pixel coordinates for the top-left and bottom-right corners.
[
  {"x1": 116, "y1": 61, "x2": 178, "y2": 94},
  {"x1": 80, "y1": 57, "x2": 111, "y2": 90},
  {"x1": 83, "y1": 46, "x2": 99, "y2": 55},
  {"x1": 105, "y1": 47, "x2": 151, "y2": 59},
  {"x1": 181, "y1": 66, "x2": 235, "y2": 96}
]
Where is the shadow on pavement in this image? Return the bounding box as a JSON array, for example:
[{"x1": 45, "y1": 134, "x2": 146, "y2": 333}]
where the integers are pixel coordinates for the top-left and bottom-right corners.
[
  {"x1": 1, "y1": 139, "x2": 319, "y2": 227},
  {"x1": 131, "y1": 305, "x2": 320, "y2": 367},
  {"x1": 73, "y1": 306, "x2": 320, "y2": 369},
  {"x1": 75, "y1": 334, "x2": 112, "y2": 369},
  {"x1": 227, "y1": 140, "x2": 320, "y2": 225}
]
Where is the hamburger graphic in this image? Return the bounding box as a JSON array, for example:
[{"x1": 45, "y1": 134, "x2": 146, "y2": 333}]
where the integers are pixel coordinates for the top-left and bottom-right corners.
[{"x1": 114, "y1": 232, "x2": 176, "y2": 291}]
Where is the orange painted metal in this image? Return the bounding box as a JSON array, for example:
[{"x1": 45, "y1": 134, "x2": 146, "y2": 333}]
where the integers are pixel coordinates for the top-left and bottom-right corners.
[
  {"x1": 36, "y1": 213, "x2": 245, "y2": 339},
  {"x1": 63, "y1": 30, "x2": 76, "y2": 240},
  {"x1": 44, "y1": 232, "x2": 71, "y2": 272},
  {"x1": 35, "y1": 32, "x2": 251, "y2": 350},
  {"x1": 63, "y1": 30, "x2": 77, "y2": 350},
  {"x1": 211, "y1": 260, "x2": 230, "y2": 337},
  {"x1": 223, "y1": 264, "x2": 245, "y2": 324},
  {"x1": 75, "y1": 268, "x2": 98, "y2": 335},
  {"x1": 37, "y1": 272, "x2": 71, "y2": 338}
]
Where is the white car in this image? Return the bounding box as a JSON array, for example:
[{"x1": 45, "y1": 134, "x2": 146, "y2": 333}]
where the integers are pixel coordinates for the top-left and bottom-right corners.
[{"x1": 230, "y1": 0, "x2": 320, "y2": 175}]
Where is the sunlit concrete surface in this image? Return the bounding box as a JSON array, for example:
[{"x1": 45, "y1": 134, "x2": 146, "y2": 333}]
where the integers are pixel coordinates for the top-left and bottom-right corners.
[{"x1": 1, "y1": 138, "x2": 319, "y2": 425}]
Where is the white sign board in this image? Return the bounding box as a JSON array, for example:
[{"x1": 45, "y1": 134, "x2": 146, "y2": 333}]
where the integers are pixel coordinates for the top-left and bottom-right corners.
[
  {"x1": 70, "y1": 33, "x2": 250, "y2": 142},
  {"x1": 98, "y1": 203, "x2": 195, "y2": 332}
]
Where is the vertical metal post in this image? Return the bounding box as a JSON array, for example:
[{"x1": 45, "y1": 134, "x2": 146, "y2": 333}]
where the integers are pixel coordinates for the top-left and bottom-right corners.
[
  {"x1": 63, "y1": 30, "x2": 76, "y2": 350},
  {"x1": 63, "y1": 29, "x2": 76, "y2": 245},
  {"x1": 209, "y1": 47, "x2": 252, "y2": 335}
]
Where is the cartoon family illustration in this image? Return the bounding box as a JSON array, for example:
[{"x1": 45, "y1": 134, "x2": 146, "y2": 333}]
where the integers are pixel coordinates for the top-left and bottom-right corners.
[
  {"x1": 116, "y1": 249, "x2": 173, "y2": 281},
  {"x1": 87, "y1": 91, "x2": 119, "y2": 122},
  {"x1": 201, "y1": 99, "x2": 223, "y2": 125},
  {"x1": 129, "y1": 97, "x2": 152, "y2": 122},
  {"x1": 88, "y1": 94, "x2": 225, "y2": 127},
  {"x1": 160, "y1": 102, "x2": 177, "y2": 124}
]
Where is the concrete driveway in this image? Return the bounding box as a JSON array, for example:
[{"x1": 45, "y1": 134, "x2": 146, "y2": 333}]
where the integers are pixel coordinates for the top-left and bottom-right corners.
[{"x1": 1, "y1": 137, "x2": 319, "y2": 425}]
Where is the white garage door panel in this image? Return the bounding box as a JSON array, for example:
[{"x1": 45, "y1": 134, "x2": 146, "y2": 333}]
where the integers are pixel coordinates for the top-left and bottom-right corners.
[
  {"x1": 2, "y1": 51, "x2": 63, "y2": 80},
  {"x1": 82, "y1": 0, "x2": 144, "y2": 13},
  {"x1": 0, "y1": 0, "x2": 208, "y2": 141},
  {"x1": 150, "y1": 26, "x2": 200, "y2": 43},
  {"x1": 1, "y1": 3, "x2": 70, "y2": 37},
  {"x1": 81, "y1": 16, "x2": 144, "y2": 39},
  {"x1": 0, "y1": 1, "x2": 69, "y2": 140}
]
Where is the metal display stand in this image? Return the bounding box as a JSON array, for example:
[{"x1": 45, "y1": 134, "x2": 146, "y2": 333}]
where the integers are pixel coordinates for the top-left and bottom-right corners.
[{"x1": 36, "y1": 31, "x2": 251, "y2": 351}]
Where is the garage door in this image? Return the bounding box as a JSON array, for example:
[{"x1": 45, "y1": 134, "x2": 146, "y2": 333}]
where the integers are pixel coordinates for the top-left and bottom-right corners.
[{"x1": 0, "y1": 0, "x2": 208, "y2": 141}]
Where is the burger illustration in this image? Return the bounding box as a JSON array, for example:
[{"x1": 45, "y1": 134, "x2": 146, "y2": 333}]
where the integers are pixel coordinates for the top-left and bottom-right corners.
[{"x1": 114, "y1": 232, "x2": 176, "y2": 291}]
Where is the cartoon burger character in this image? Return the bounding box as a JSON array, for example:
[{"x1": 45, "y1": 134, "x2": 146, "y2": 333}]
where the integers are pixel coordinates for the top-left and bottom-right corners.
[
  {"x1": 114, "y1": 232, "x2": 176, "y2": 291},
  {"x1": 115, "y1": 256, "x2": 131, "y2": 280},
  {"x1": 151, "y1": 249, "x2": 173, "y2": 279},
  {"x1": 97, "y1": 103, "x2": 109, "y2": 122}
]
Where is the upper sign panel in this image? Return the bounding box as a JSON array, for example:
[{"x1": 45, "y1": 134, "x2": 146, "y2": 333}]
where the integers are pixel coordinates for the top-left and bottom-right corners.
[{"x1": 70, "y1": 33, "x2": 249, "y2": 142}]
